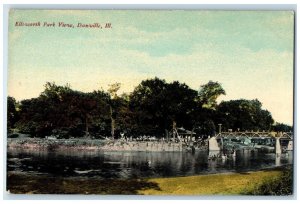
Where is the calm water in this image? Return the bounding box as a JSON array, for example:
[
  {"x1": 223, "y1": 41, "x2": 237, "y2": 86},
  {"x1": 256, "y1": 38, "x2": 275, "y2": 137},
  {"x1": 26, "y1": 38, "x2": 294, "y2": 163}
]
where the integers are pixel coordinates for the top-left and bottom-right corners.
[{"x1": 7, "y1": 149, "x2": 293, "y2": 179}]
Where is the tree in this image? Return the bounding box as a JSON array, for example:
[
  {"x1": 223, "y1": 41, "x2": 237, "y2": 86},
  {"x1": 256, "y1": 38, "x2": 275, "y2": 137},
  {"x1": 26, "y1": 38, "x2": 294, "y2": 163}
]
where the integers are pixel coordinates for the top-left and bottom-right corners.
[
  {"x1": 73, "y1": 91, "x2": 110, "y2": 137},
  {"x1": 107, "y1": 83, "x2": 121, "y2": 139},
  {"x1": 113, "y1": 93, "x2": 138, "y2": 137},
  {"x1": 198, "y1": 81, "x2": 226, "y2": 110},
  {"x1": 163, "y1": 81, "x2": 198, "y2": 138},
  {"x1": 215, "y1": 99, "x2": 274, "y2": 132},
  {"x1": 184, "y1": 81, "x2": 226, "y2": 137},
  {"x1": 130, "y1": 77, "x2": 198, "y2": 138},
  {"x1": 194, "y1": 119, "x2": 216, "y2": 138},
  {"x1": 10, "y1": 79, "x2": 282, "y2": 139},
  {"x1": 15, "y1": 82, "x2": 111, "y2": 138},
  {"x1": 16, "y1": 97, "x2": 53, "y2": 137},
  {"x1": 130, "y1": 78, "x2": 168, "y2": 136},
  {"x1": 7, "y1": 96, "x2": 19, "y2": 132},
  {"x1": 272, "y1": 123, "x2": 293, "y2": 132}
]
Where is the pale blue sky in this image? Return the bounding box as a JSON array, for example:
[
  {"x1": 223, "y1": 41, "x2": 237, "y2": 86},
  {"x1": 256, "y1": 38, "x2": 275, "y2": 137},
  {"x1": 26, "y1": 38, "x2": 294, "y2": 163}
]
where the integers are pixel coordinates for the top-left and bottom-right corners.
[{"x1": 8, "y1": 10, "x2": 294, "y2": 125}]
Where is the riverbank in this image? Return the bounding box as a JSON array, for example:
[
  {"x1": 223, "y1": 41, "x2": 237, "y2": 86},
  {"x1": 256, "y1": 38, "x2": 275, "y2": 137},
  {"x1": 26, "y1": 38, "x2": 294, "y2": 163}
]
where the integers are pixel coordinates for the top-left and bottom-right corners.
[
  {"x1": 7, "y1": 167, "x2": 290, "y2": 195},
  {"x1": 7, "y1": 138, "x2": 202, "y2": 152},
  {"x1": 141, "y1": 168, "x2": 289, "y2": 195},
  {"x1": 7, "y1": 138, "x2": 106, "y2": 151}
]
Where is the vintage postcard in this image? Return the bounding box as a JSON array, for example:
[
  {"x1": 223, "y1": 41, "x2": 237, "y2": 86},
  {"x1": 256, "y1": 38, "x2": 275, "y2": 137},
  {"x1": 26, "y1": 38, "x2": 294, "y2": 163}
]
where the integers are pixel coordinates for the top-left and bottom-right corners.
[{"x1": 6, "y1": 10, "x2": 294, "y2": 195}]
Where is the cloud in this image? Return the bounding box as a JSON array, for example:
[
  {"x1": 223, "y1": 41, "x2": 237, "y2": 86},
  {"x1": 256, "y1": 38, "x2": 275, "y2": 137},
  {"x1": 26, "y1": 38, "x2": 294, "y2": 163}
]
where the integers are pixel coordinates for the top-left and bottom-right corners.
[{"x1": 8, "y1": 10, "x2": 294, "y2": 125}]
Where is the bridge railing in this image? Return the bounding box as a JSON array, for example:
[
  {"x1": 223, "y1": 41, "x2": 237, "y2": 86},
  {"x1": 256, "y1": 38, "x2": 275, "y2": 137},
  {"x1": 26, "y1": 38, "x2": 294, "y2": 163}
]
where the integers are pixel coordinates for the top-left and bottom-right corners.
[{"x1": 215, "y1": 131, "x2": 293, "y2": 139}]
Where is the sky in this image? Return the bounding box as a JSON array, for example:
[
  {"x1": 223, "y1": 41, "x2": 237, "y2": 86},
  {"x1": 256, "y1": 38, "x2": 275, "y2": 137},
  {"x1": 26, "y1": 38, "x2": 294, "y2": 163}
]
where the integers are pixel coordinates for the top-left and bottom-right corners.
[{"x1": 8, "y1": 10, "x2": 294, "y2": 125}]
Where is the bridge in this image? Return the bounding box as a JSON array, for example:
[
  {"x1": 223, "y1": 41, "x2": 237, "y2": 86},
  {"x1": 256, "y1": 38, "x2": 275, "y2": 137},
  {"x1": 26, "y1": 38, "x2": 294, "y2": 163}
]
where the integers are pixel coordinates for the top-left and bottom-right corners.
[
  {"x1": 215, "y1": 131, "x2": 293, "y2": 139},
  {"x1": 209, "y1": 131, "x2": 293, "y2": 153}
]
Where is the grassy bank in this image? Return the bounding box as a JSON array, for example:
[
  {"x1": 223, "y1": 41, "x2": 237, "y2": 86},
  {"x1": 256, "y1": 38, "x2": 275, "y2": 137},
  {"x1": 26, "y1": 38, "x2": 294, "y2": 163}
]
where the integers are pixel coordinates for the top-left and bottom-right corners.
[
  {"x1": 7, "y1": 168, "x2": 290, "y2": 195},
  {"x1": 140, "y1": 170, "x2": 284, "y2": 195}
]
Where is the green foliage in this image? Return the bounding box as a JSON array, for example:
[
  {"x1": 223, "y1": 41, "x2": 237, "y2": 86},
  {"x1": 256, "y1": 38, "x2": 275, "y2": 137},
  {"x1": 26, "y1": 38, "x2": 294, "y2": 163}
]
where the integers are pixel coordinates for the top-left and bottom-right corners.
[
  {"x1": 194, "y1": 119, "x2": 216, "y2": 137},
  {"x1": 7, "y1": 78, "x2": 280, "y2": 138},
  {"x1": 215, "y1": 99, "x2": 274, "y2": 131},
  {"x1": 14, "y1": 83, "x2": 110, "y2": 138},
  {"x1": 243, "y1": 166, "x2": 293, "y2": 195},
  {"x1": 129, "y1": 78, "x2": 198, "y2": 137},
  {"x1": 7, "y1": 96, "x2": 19, "y2": 131},
  {"x1": 272, "y1": 123, "x2": 293, "y2": 132},
  {"x1": 108, "y1": 82, "x2": 121, "y2": 99},
  {"x1": 198, "y1": 81, "x2": 225, "y2": 110}
]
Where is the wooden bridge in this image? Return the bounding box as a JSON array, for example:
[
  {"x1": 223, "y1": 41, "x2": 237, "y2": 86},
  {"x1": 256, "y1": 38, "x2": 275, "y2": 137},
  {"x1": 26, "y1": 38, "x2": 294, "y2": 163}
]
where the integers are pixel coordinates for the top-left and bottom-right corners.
[{"x1": 215, "y1": 131, "x2": 293, "y2": 139}]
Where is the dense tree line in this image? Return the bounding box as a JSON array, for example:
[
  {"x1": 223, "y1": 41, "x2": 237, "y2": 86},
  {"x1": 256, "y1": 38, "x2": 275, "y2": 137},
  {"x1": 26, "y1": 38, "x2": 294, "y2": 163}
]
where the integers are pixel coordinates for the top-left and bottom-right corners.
[{"x1": 7, "y1": 78, "x2": 292, "y2": 139}]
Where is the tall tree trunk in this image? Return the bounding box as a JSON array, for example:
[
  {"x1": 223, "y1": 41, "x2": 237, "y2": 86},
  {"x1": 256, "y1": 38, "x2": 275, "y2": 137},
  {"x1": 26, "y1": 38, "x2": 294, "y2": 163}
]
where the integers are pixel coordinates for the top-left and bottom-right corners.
[
  {"x1": 85, "y1": 114, "x2": 89, "y2": 137},
  {"x1": 165, "y1": 129, "x2": 169, "y2": 141},
  {"x1": 110, "y1": 105, "x2": 115, "y2": 139},
  {"x1": 172, "y1": 120, "x2": 177, "y2": 142},
  {"x1": 111, "y1": 119, "x2": 115, "y2": 139},
  {"x1": 164, "y1": 117, "x2": 169, "y2": 141}
]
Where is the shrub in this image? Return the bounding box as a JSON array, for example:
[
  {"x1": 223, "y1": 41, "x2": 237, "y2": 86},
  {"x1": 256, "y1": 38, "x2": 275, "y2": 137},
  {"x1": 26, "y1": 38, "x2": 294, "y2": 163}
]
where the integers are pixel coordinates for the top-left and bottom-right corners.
[{"x1": 243, "y1": 166, "x2": 293, "y2": 195}]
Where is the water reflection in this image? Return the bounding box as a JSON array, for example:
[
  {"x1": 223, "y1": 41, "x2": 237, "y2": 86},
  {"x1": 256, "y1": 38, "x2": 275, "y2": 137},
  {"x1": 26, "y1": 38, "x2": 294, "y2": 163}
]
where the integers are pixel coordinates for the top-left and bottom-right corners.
[
  {"x1": 275, "y1": 154, "x2": 281, "y2": 167},
  {"x1": 7, "y1": 149, "x2": 293, "y2": 179}
]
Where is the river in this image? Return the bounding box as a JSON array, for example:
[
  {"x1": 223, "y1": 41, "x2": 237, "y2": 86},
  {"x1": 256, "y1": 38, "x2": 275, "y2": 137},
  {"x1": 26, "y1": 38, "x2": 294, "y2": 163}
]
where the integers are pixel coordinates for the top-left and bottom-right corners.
[{"x1": 7, "y1": 149, "x2": 293, "y2": 179}]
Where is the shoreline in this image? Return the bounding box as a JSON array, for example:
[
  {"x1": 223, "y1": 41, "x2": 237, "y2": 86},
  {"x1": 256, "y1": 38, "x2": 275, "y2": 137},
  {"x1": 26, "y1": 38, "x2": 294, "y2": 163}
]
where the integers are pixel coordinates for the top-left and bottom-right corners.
[
  {"x1": 7, "y1": 138, "x2": 206, "y2": 152},
  {"x1": 7, "y1": 166, "x2": 289, "y2": 195}
]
